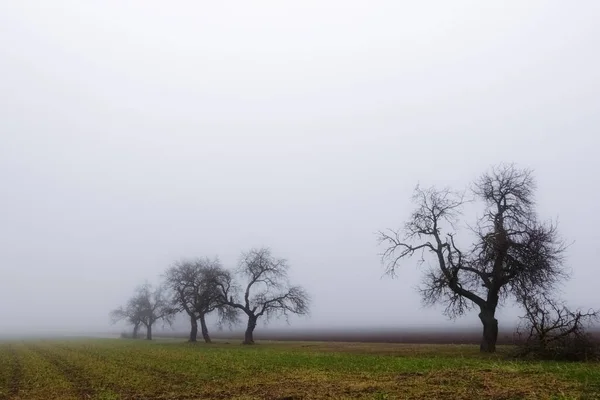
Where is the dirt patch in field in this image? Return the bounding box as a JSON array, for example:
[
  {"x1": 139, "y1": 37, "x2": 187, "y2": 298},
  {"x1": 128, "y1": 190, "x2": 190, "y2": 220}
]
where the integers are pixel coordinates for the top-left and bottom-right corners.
[
  {"x1": 390, "y1": 369, "x2": 582, "y2": 400},
  {"x1": 194, "y1": 370, "x2": 584, "y2": 400}
]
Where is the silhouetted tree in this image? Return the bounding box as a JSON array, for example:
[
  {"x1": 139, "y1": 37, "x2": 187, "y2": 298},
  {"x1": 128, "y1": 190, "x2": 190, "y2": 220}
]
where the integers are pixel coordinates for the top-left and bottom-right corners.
[
  {"x1": 378, "y1": 164, "x2": 568, "y2": 352},
  {"x1": 113, "y1": 283, "x2": 176, "y2": 340},
  {"x1": 164, "y1": 258, "x2": 238, "y2": 343},
  {"x1": 216, "y1": 248, "x2": 310, "y2": 344},
  {"x1": 110, "y1": 302, "x2": 143, "y2": 339}
]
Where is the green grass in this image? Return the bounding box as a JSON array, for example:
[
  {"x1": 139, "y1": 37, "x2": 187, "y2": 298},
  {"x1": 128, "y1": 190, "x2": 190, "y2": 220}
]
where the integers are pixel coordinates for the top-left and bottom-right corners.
[{"x1": 0, "y1": 339, "x2": 598, "y2": 399}]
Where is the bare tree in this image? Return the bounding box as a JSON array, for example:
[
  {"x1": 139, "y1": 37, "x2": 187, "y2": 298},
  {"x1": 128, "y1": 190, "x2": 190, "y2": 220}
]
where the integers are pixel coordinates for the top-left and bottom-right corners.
[
  {"x1": 164, "y1": 258, "x2": 238, "y2": 343},
  {"x1": 216, "y1": 248, "x2": 310, "y2": 344},
  {"x1": 516, "y1": 293, "x2": 599, "y2": 360},
  {"x1": 110, "y1": 302, "x2": 143, "y2": 339},
  {"x1": 378, "y1": 164, "x2": 568, "y2": 352},
  {"x1": 113, "y1": 283, "x2": 176, "y2": 340}
]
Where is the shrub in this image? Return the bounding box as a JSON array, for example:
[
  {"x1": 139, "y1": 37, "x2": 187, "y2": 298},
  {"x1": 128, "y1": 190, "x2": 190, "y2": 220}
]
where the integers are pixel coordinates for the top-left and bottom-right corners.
[{"x1": 515, "y1": 293, "x2": 599, "y2": 361}]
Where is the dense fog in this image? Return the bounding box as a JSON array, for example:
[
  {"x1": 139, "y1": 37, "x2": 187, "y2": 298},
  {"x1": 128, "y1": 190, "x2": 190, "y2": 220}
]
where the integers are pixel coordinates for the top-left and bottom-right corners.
[{"x1": 1, "y1": 1, "x2": 599, "y2": 336}]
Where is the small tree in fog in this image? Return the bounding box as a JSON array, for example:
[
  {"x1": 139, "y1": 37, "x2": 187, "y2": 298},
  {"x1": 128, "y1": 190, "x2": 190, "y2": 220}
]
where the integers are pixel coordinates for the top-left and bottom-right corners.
[
  {"x1": 164, "y1": 258, "x2": 238, "y2": 343},
  {"x1": 113, "y1": 283, "x2": 176, "y2": 340},
  {"x1": 110, "y1": 302, "x2": 144, "y2": 339},
  {"x1": 378, "y1": 164, "x2": 568, "y2": 353},
  {"x1": 217, "y1": 248, "x2": 310, "y2": 344}
]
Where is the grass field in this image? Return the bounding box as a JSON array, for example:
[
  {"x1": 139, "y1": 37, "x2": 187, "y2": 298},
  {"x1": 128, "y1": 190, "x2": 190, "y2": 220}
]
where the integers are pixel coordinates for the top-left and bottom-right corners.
[{"x1": 0, "y1": 339, "x2": 599, "y2": 399}]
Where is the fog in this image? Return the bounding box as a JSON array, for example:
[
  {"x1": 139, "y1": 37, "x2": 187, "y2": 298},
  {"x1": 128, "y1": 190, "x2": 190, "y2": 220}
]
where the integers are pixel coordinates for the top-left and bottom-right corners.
[{"x1": 1, "y1": 1, "x2": 599, "y2": 336}]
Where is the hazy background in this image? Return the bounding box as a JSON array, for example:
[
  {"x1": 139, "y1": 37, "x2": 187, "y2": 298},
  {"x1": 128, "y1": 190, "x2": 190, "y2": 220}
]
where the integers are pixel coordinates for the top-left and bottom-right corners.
[{"x1": 1, "y1": 1, "x2": 599, "y2": 335}]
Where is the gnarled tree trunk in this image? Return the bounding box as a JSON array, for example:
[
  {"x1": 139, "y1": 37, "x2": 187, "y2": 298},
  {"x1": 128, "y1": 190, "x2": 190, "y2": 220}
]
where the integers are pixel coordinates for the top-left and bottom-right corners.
[
  {"x1": 199, "y1": 314, "x2": 211, "y2": 343},
  {"x1": 479, "y1": 309, "x2": 498, "y2": 353},
  {"x1": 189, "y1": 316, "x2": 198, "y2": 342},
  {"x1": 132, "y1": 323, "x2": 140, "y2": 339},
  {"x1": 146, "y1": 323, "x2": 153, "y2": 340},
  {"x1": 243, "y1": 316, "x2": 257, "y2": 345}
]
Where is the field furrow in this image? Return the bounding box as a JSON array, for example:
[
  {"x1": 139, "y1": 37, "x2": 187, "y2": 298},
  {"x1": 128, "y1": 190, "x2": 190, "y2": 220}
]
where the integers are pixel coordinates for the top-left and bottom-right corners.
[
  {"x1": 28, "y1": 344, "x2": 99, "y2": 399},
  {"x1": 52, "y1": 342, "x2": 200, "y2": 389},
  {"x1": 53, "y1": 341, "x2": 233, "y2": 381},
  {"x1": 27, "y1": 341, "x2": 208, "y2": 399},
  {"x1": 0, "y1": 345, "x2": 12, "y2": 400},
  {"x1": 12, "y1": 343, "x2": 78, "y2": 400},
  {"x1": 7, "y1": 345, "x2": 22, "y2": 398}
]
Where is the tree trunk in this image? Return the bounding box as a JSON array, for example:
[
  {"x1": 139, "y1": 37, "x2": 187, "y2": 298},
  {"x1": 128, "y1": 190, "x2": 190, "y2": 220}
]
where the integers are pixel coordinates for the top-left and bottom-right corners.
[
  {"x1": 132, "y1": 323, "x2": 139, "y2": 339},
  {"x1": 243, "y1": 317, "x2": 257, "y2": 345},
  {"x1": 199, "y1": 314, "x2": 211, "y2": 343},
  {"x1": 479, "y1": 309, "x2": 498, "y2": 353},
  {"x1": 146, "y1": 324, "x2": 152, "y2": 340},
  {"x1": 189, "y1": 316, "x2": 198, "y2": 342}
]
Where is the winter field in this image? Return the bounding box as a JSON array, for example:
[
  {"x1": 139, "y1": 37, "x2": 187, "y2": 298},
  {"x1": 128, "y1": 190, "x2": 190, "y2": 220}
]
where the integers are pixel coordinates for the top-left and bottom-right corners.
[{"x1": 0, "y1": 338, "x2": 599, "y2": 399}]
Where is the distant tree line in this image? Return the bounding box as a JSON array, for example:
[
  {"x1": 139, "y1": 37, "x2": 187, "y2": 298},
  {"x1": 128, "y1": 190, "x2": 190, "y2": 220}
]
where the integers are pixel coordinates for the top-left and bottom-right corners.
[{"x1": 111, "y1": 247, "x2": 310, "y2": 344}]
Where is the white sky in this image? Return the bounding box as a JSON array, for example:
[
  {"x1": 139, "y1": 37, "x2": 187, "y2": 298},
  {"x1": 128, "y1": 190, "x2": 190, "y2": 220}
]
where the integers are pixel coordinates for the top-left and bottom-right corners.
[{"x1": 1, "y1": 0, "x2": 599, "y2": 334}]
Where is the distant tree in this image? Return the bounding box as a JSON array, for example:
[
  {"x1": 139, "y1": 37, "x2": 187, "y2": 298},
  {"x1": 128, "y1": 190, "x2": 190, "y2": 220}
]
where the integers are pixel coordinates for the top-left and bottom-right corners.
[
  {"x1": 216, "y1": 248, "x2": 310, "y2": 344},
  {"x1": 378, "y1": 164, "x2": 568, "y2": 352},
  {"x1": 112, "y1": 283, "x2": 176, "y2": 340},
  {"x1": 164, "y1": 258, "x2": 238, "y2": 343},
  {"x1": 110, "y1": 301, "x2": 143, "y2": 339}
]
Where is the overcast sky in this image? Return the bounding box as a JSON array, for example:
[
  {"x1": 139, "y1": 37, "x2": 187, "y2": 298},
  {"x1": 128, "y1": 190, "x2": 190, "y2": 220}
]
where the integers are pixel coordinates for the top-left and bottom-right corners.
[{"x1": 1, "y1": 1, "x2": 599, "y2": 334}]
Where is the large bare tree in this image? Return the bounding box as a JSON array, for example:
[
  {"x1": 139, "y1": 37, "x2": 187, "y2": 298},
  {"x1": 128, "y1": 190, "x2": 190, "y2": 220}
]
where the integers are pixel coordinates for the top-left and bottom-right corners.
[
  {"x1": 112, "y1": 283, "x2": 176, "y2": 340},
  {"x1": 164, "y1": 258, "x2": 237, "y2": 343},
  {"x1": 216, "y1": 248, "x2": 310, "y2": 344},
  {"x1": 378, "y1": 164, "x2": 568, "y2": 352}
]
